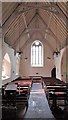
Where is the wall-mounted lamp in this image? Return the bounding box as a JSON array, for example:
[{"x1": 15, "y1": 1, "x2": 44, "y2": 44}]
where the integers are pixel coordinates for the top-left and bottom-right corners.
[
  {"x1": 53, "y1": 50, "x2": 60, "y2": 57},
  {"x1": 24, "y1": 57, "x2": 28, "y2": 61}
]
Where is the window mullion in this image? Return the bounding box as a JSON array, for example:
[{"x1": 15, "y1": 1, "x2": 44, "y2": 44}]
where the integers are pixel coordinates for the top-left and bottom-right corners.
[
  {"x1": 35, "y1": 46, "x2": 36, "y2": 64},
  {"x1": 32, "y1": 47, "x2": 33, "y2": 65},
  {"x1": 41, "y1": 46, "x2": 42, "y2": 64},
  {"x1": 38, "y1": 46, "x2": 39, "y2": 64}
]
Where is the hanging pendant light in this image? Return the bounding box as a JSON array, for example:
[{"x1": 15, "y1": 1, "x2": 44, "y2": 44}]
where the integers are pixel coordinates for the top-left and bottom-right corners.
[
  {"x1": 53, "y1": 16, "x2": 60, "y2": 57},
  {"x1": 53, "y1": 49, "x2": 60, "y2": 57},
  {"x1": 17, "y1": 15, "x2": 23, "y2": 58},
  {"x1": 24, "y1": 46, "x2": 28, "y2": 61}
]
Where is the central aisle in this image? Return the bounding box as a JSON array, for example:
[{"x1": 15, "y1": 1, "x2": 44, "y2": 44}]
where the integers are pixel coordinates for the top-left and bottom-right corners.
[{"x1": 24, "y1": 83, "x2": 55, "y2": 119}]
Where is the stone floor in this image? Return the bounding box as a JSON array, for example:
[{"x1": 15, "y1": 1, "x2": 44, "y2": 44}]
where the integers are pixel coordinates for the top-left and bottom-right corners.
[
  {"x1": 2, "y1": 82, "x2": 68, "y2": 120},
  {"x1": 24, "y1": 83, "x2": 55, "y2": 120}
]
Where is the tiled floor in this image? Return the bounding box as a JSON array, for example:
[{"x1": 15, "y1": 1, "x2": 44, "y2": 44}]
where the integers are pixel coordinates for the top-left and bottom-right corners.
[{"x1": 24, "y1": 83, "x2": 55, "y2": 120}]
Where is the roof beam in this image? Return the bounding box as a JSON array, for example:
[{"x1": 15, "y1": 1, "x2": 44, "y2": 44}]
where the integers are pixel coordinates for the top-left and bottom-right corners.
[
  {"x1": 13, "y1": 12, "x2": 36, "y2": 48},
  {"x1": 22, "y1": 13, "x2": 30, "y2": 39},
  {"x1": 44, "y1": 13, "x2": 53, "y2": 39},
  {"x1": 20, "y1": 32, "x2": 35, "y2": 51},
  {"x1": 2, "y1": 4, "x2": 20, "y2": 36},
  {"x1": 55, "y1": 4, "x2": 67, "y2": 22},
  {"x1": 23, "y1": 28, "x2": 51, "y2": 35},
  {"x1": 39, "y1": 31, "x2": 54, "y2": 52},
  {"x1": 18, "y1": 6, "x2": 58, "y2": 14},
  {"x1": 38, "y1": 14, "x2": 61, "y2": 45},
  {"x1": 2, "y1": 3, "x2": 67, "y2": 37},
  {"x1": 18, "y1": 3, "x2": 55, "y2": 8},
  {"x1": 2, "y1": 4, "x2": 34, "y2": 36},
  {"x1": 42, "y1": 12, "x2": 54, "y2": 52},
  {"x1": 16, "y1": 3, "x2": 58, "y2": 15},
  {"x1": 3, "y1": 4, "x2": 34, "y2": 36}
]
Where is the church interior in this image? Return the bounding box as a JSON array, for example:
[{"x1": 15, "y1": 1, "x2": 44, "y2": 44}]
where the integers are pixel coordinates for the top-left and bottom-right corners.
[{"x1": 0, "y1": 1, "x2": 68, "y2": 120}]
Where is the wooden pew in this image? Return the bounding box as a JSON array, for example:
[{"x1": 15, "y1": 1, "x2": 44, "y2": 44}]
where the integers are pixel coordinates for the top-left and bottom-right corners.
[
  {"x1": 46, "y1": 84, "x2": 68, "y2": 108},
  {"x1": 14, "y1": 79, "x2": 32, "y2": 95},
  {"x1": 12, "y1": 78, "x2": 32, "y2": 107},
  {"x1": 2, "y1": 78, "x2": 32, "y2": 119},
  {"x1": 42, "y1": 77, "x2": 68, "y2": 108},
  {"x1": 42, "y1": 77, "x2": 65, "y2": 85}
]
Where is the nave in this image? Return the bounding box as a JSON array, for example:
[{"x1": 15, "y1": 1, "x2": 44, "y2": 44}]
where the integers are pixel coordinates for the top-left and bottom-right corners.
[
  {"x1": 0, "y1": 1, "x2": 68, "y2": 120},
  {"x1": 24, "y1": 82, "x2": 55, "y2": 119}
]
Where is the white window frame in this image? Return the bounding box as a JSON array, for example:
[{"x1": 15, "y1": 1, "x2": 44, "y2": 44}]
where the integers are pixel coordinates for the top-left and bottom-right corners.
[{"x1": 31, "y1": 40, "x2": 43, "y2": 67}]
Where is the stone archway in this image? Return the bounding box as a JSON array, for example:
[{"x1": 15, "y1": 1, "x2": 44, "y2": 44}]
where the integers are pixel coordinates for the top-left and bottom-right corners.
[{"x1": 2, "y1": 53, "x2": 11, "y2": 80}]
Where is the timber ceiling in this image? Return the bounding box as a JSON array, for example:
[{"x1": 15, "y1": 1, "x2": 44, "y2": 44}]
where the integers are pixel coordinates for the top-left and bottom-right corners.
[{"x1": 2, "y1": 2, "x2": 68, "y2": 52}]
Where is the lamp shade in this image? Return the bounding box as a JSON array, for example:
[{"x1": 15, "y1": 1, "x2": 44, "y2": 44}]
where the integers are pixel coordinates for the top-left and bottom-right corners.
[{"x1": 53, "y1": 50, "x2": 60, "y2": 57}]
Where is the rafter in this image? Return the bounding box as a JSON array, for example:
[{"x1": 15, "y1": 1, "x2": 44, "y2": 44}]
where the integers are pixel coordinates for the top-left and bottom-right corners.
[
  {"x1": 55, "y1": 3, "x2": 67, "y2": 22},
  {"x1": 3, "y1": 2, "x2": 67, "y2": 52},
  {"x1": 18, "y1": 3, "x2": 55, "y2": 8},
  {"x1": 18, "y1": 6, "x2": 58, "y2": 14},
  {"x1": 23, "y1": 28, "x2": 51, "y2": 35},
  {"x1": 38, "y1": 14, "x2": 61, "y2": 45},
  {"x1": 20, "y1": 32, "x2": 35, "y2": 51},
  {"x1": 39, "y1": 31, "x2": 54, "y2": 52},
  {"x1": 2, "y1": 4, "x2": 20, "y2": 36},
  {"x1": 3, "y1": 3, "x2": 67, "y2": 37},
  {"x1": 13, "y1": 12, "x2": 36, "y2": 48},
  {"x1": 44, "y1": 13, "x2": 53, "y2": 39},
  {"x1": 22, "y1": 13, "x2": 30, "y2": 39}
]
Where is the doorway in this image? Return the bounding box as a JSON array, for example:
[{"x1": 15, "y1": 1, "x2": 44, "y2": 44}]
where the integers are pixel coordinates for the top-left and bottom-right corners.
[{"x1": 51, "y1": 67, "x2": 56, "y2": 78}]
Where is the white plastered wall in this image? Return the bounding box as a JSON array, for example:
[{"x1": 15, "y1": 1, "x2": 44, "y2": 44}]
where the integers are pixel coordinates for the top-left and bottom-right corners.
[
  {"x1": 0, "y1": 34, "x2": 2, "y2": 88},
  {"x1": 54, "y1": 46, "x2": 68, "y2": 83},
  {"x1": 20, "y1": 41, "x2": 55, "y2": 77},
  {"x1": 0, "y1": 2, "x2": 2, "y2": 88}
]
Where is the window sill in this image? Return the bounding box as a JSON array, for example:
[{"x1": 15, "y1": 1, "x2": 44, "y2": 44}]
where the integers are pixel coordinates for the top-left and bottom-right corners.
[{"x1": 31, "y1": 65, "x2": 43, "y2": 67}]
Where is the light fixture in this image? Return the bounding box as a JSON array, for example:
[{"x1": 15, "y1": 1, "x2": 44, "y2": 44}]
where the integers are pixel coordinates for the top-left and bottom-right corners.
[
  {"x1": 53, "y1": 16, "x2": 60, "y2": 57},
  {"x1": 53, "y1": 49, "x2": 60, "y2": 57},
  {"x1": 24, "y1": 57, "x2": 28, "y2": 61},
  {"x1": 17, "y1": 15, "x2": 23, "y2": 58},
  {"x1": 18, "y1": 50, "x2": 23, "y2": 58},
  {"x1": 24, "y1": 46, "x2": 28, "y2": 61}
]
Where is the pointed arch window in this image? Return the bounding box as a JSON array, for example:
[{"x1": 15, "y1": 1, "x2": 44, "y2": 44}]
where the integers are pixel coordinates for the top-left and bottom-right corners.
[{"x1": 31, "y1": 40, "x2": 43, "y2": 67}]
